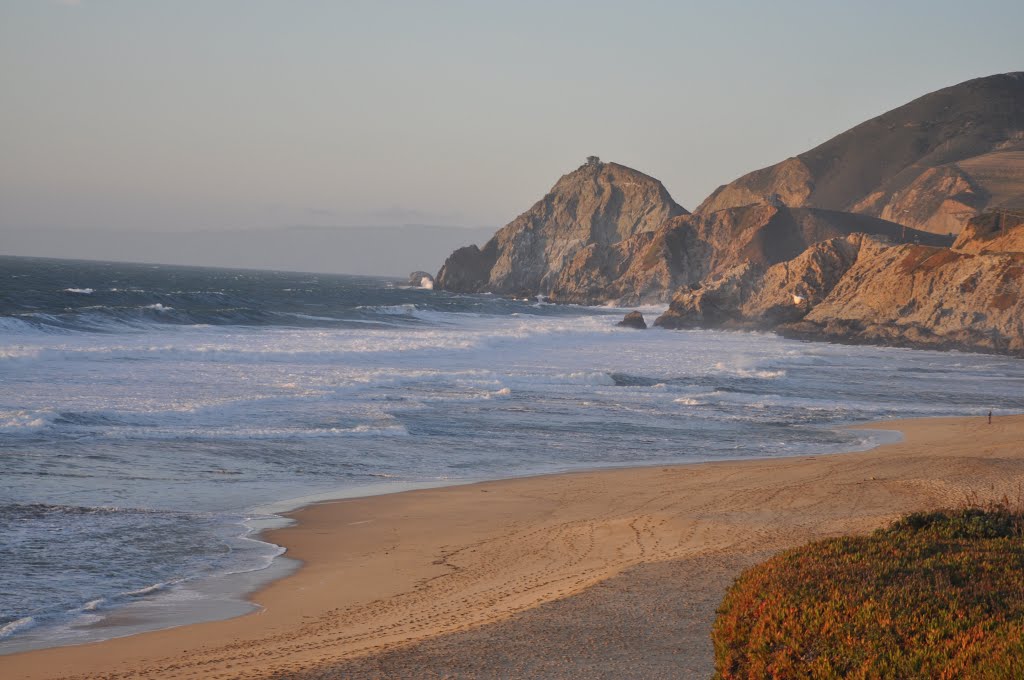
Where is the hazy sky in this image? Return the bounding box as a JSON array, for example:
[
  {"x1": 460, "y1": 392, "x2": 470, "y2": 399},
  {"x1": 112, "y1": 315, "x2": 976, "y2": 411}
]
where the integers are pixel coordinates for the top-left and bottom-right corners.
[{"x1": 2, "y1": 1, "x2": 1023, "y2": 242}]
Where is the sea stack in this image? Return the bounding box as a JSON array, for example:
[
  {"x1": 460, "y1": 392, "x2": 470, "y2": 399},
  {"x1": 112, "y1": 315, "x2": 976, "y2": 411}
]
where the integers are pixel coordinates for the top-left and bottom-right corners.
[
  {"x1": 617, "y1": 311, "x2": 648, "y2": 329},
  {"x1": 409, "y1": 271, "x2": 435, "y2": 289}
]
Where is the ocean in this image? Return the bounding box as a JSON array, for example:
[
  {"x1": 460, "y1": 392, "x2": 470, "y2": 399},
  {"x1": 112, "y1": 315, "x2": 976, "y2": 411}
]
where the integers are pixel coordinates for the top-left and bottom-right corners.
[{"x1": 2, "y1": 254, "x2": 1023, "y2": 653}]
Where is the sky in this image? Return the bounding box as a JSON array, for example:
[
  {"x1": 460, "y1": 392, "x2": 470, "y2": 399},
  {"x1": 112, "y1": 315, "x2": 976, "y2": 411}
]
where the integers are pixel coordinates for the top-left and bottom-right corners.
[{"x1": 1, "y1": 0, "x2": 1022, "y2": 272}]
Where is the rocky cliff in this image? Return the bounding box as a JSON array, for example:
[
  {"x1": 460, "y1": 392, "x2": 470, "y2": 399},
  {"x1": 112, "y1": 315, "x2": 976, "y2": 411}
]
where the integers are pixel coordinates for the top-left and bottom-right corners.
[
  {"x1": 697, "y1": 73, "x2": 1024, "y2": 235},
  {"x1": 434, "y1": 73, "x2": 1024, "y2": 355},
  {"x1": 435, "y1": 159, "x2": 687, "y2": 296},
  {"x1": 654, "y1": 234, "x2": 885, "y2": 329},
  {"x1": 437, "y1": 163, "x2": 940, "y2": 305},
  {"x1": 655, "y1": 212, "x2": 1024, "y2": 355},
  {"x1": 951, "y1": 209, "x2": 1024, "y2": 254},
  {"x1": 552, "y1": 204, "x2": 944, "y2": 305}
]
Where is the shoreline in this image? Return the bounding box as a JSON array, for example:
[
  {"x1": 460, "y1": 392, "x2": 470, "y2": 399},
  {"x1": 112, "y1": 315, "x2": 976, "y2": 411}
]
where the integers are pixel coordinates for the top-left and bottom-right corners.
[
  {"x1": 4, "y1": 414, "x2": 1023, "y2": 679},
  {"x1": 0, "y1": 421, "x2": 897, "y2": 657}
]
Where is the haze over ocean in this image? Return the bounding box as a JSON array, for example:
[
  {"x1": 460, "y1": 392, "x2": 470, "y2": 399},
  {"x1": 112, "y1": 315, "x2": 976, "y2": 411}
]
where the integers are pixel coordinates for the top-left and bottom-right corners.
[{"x1": 2, "y1": 1, "x2": 1022, "y2": 273}]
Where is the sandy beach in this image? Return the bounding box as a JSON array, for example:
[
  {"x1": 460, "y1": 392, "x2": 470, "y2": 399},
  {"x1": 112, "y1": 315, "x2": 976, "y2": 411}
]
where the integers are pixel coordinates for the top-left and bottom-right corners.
[{"x1": 4, "y1": 414, "x2": 1023, "y2": 679}]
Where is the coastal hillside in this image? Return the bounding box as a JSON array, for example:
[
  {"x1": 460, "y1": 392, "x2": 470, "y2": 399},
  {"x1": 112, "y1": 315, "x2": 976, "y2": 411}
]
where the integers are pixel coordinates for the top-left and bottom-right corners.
[
  {"x1": 437, "y1": 162, "x2": 940, "y2": 304},
  {"x1": 549, "y1": 204, "x2": 945, "y2": 304},
  {"x1": 435, "y1": 73, "x2": 1024, "y2": 353},
  {"x1": 697, "y1": 72, "x2": 1024, "y2": 235},
  {"x1": 435, "y1": 159, "x2": 687, "y2": 295},
  {"x1": 656, "y1": 210, "x2": 1024, "y2": 354}
]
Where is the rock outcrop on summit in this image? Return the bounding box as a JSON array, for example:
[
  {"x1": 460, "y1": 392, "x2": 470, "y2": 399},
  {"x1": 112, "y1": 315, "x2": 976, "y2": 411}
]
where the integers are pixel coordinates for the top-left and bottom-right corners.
[{"x1": 697, "y1": 73, "x2": 1024, "y2": 235}]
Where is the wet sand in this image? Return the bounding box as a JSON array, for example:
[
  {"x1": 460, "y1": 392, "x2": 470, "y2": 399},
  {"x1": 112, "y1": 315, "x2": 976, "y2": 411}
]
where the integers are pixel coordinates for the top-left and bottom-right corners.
[{"x1": 4, "y1": 415, "x2": 1022, "y2": 679}]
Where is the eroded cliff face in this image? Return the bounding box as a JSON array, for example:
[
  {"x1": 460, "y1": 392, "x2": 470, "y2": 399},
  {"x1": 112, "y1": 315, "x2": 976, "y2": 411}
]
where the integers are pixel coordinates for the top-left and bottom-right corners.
[
  {"x1": 552, "y1": 204, "x2": 942, "y2": 305},
  {"x1": 782, "y1": 241, "x2": 1024, "y2": 353},
  {"x1": 654, "y1": 234, "x2": 885, "y2": 329},
  {"x1": 655, "y1": 213, "x2": 1024, "y2": 355},
  {"x1": 952, "y1": 210, "x2": 1024, "y2": 254},
  {"x1": 435, "y1": 160, "x2": 687, "y2": 296},
  {"x1": 546, "y1": 215, "x2": 708, "y2": 304},
  {"x1": 697, "y1": 73, "x2": 1024, "y2": 235},
  {"x1": 437, "y1": 162, "x2": 936, "y2": 306}
]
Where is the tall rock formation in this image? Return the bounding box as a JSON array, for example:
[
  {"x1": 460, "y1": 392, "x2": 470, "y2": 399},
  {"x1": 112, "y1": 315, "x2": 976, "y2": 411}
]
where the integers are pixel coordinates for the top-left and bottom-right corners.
[
  {"x1": 557, "y1": 204, "x2": 944, "y2": 305},
  {"x1": 697, "y1": 73, "x2": 1024, "y2": 235},
  {"x1": 437, "y1": 162, "x2": 941, "y2": 305},
  {"x1": 435, "y1": 159, "x2": 687, "y2": 296}
]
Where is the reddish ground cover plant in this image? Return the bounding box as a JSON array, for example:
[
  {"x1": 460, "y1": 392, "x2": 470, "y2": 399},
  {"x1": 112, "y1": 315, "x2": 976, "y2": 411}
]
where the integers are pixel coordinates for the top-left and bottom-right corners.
[{"x1": 713, "y1": 507, "x2": 1024, "y2": 679}]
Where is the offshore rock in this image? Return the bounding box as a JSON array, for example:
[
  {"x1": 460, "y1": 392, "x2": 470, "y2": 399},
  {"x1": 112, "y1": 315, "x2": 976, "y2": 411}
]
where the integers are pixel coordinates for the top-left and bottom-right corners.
[
  {"x1": 616, "y1": 311, "x2": 648, "y2": 329},
  {"x1": 408, "y1": 271, "x2": 435, "y2": 289}
]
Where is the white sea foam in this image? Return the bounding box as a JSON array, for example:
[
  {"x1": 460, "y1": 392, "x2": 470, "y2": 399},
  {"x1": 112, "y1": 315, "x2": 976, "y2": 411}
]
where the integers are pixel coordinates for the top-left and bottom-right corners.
[
  {"x1": 125, "y1": 582, "x2": 173, "y2": 598},
  {"x1": 5, "y1": 281, "x2": 1024, "y2": 655},
  {"x1": 712, "y1": 361, "x2": 787, "y2": 379},
  {"x1": 64, "y1": 288, "x2": 94, "y2": 294},
  {"x1": 0, "y1": 617, "x2": 36, "y2": 640},
  {"x1": 360, "y1": 304, "x2": 418, "y2": 315},
  {"x1": 0, "y1": 409, "x2": 54, "y2": 432}
]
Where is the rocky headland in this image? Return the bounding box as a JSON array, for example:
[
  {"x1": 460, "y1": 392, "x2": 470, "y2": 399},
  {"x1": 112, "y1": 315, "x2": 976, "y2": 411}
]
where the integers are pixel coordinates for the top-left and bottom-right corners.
[
  {"x1": 435, "y1": 158, "x2": 688, "y2": 298},
  {"x1": 436, "y1": 73, "x2": 1024, "y2": 355}
]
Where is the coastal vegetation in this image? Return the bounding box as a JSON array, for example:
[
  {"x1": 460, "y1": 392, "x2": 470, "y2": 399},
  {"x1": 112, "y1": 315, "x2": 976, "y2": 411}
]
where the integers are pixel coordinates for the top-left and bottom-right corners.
[{"x1": 712, "y1": 506, "x2": 1024, "y2": 678}]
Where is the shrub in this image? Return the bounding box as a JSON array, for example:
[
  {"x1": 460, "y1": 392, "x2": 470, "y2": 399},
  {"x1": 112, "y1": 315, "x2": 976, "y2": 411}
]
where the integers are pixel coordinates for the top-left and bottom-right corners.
[{"x1": 712, "y1": 507, "x2": 1024, "y2": 679}]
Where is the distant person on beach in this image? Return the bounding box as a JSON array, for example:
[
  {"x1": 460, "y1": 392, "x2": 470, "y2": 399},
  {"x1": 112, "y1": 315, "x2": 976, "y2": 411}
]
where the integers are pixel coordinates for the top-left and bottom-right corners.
[{"x1": 988, "y1": 410, "x2": 993, "y2": 424}]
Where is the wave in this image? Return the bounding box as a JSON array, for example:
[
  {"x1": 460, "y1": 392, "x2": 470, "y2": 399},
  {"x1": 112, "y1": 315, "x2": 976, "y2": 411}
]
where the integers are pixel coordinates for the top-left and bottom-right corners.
[
  {"x1": 0, "y1": 503, "x2": 192, "y2": 518},
  {"x1": 0, "y1": 409, "x2": 55, "y2": 432},
  {"x1": 2, "y1": 260, "x2": 623, "y2": 336},
  {"x1": 124, "y1": 581, "x2": 176, "y2": 598},
  {"x1": 0, "y1": 303, "x2": 457, "y2": 335},
  {"x1": 0, "y1": 617, "x2": 36, "y2": 640},
  {"x1": 89, "y1": 423, "x2": 411, "y2": 441}
]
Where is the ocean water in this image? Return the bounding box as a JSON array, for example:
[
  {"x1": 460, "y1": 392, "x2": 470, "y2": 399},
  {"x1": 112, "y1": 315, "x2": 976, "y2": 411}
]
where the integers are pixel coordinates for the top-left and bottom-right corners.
[{"x1": 2, "y1": 254, "x2": 1024, "y2": 653}]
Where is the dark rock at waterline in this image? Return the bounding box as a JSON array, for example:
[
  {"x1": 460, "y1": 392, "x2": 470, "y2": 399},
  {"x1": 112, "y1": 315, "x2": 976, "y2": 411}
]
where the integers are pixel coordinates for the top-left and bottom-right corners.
[
  {"x1": 617, "y1": 311, "x2": 647, "y2": 329},
  {"x1": 409, "y1": 271, "x2": 435, "y2": 289}
]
